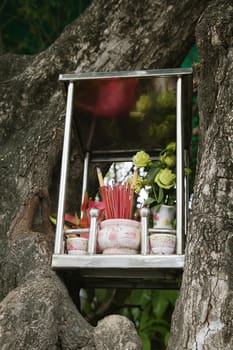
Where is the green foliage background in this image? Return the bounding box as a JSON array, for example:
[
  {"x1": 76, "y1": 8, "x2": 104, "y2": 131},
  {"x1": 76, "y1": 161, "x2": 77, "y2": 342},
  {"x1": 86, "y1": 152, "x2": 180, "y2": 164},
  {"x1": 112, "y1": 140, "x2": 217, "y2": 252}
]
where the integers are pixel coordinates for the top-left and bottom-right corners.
[
  {"x1": 0, "y1": 0, "x2": 92, "y2": 54},
  {"x1": 1, "y1": 2, "x2": 199, "y2": 349},
  {"x1": 80, "y1": 288, "x2": 179, "y2": 350}
]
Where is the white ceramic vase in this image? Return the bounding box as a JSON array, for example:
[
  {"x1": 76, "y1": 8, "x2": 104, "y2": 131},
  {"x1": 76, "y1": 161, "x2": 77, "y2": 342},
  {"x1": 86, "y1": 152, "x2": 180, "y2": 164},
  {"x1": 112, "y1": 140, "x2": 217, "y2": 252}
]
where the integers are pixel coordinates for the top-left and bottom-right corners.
[{"x1": 152, "y1": 204, "x2": 176, "y2": 229}]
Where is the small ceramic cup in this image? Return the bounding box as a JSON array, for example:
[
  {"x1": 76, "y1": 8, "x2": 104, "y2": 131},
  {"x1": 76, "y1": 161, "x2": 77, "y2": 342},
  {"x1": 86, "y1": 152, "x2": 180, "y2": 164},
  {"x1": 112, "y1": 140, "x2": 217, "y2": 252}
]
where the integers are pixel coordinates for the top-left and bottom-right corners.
[
  {"x1": 149, "y1": 233, "x2": 176, "y2": 255},
  {"x1": 66, "y1": 237, "x2": 88, "y2": 255}
]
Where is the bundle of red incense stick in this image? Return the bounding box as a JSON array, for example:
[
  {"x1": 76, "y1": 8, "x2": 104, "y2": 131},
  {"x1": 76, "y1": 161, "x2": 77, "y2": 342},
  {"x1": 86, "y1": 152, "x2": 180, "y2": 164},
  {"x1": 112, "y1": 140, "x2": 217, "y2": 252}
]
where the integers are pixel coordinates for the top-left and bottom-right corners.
[{"x1": 97, "y1": 168, "x2": 137, "y2": 219}]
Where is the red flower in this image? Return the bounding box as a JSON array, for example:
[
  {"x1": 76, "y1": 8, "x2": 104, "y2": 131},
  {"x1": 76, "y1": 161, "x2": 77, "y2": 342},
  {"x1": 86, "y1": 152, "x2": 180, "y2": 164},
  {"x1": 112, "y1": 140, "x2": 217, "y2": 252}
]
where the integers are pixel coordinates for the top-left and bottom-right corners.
[{"x1": 81, "y1": 193, "x2": 105, "y2": 228}]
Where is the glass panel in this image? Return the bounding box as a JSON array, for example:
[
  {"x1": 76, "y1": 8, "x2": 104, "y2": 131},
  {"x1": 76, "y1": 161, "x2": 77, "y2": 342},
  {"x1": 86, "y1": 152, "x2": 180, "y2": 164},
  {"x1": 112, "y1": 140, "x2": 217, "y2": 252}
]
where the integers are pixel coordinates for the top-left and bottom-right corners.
[{"x1": 73, "y1": 76, "x2": 178, "y2": 152}]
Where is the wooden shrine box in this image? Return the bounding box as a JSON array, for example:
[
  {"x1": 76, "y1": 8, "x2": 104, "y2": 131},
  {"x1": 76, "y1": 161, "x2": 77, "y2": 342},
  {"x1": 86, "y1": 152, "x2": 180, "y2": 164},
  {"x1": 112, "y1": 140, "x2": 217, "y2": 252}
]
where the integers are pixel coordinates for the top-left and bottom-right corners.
[{"x1": 52, "y1": 68, "x2": 193, "y2": 289}]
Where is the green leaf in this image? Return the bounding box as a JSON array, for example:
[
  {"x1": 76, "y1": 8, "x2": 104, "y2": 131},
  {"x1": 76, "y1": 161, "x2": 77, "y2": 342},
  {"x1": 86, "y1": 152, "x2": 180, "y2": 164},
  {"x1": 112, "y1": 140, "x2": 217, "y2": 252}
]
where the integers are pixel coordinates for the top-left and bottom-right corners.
[
  {"x1": 184, "y1": 167, "x2": 192, "y2": 175},
  {"x1": 157, "y1": 186, "x2": 164, "y2": 203},
  {"x1": 164, "y1": 331, "x2": 171, "y2": 346},
  {"x1": 139, "y1": 332, "x2": 151, "y2": 350},
  {"x1": 145, "y1": 197, "x2": 156, "y2": 206},
  {"x1": 149, "y1": 324, "x2": 169, "y2": 337},
  {"x1": 162, "y1": 290, "x2": 179, "y2": 305},
  {"x1": 127, "y1": 290, "x2": 151, "y2": 306},
  {"x1": 131, "y1": 307, "x2": 141, "y2": 322},
  {"x1": 139, "y1": 304, "x2": 152, "y2": 330},
  {"x1": 152, "y1": 292, "x2": 169, "y2": 319},
  {"x1": 147, "y1": 166, "x2": 160, "y2": 184},
  {"x1": 95, "y1": 288, "x2": 110, "y2": 303}
]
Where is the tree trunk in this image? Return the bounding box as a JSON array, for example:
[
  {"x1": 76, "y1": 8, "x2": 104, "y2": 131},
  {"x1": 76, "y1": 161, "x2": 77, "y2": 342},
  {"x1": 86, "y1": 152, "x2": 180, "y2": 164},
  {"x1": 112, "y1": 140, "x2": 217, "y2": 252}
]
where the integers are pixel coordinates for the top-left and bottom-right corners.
[
  {"x1": 168, "y1": 1, "x2": 233, "y2": 349},
  {"x1": 0, "y1": 0, "x2": 224, "y2": 349}
]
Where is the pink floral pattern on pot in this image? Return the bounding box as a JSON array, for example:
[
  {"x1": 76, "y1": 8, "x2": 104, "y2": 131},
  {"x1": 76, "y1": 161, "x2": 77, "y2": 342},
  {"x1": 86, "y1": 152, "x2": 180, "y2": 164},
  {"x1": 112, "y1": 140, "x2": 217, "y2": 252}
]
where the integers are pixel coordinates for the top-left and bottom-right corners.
[{"x1": 150, "y1": 233, "x2": 176, "y2": 255}]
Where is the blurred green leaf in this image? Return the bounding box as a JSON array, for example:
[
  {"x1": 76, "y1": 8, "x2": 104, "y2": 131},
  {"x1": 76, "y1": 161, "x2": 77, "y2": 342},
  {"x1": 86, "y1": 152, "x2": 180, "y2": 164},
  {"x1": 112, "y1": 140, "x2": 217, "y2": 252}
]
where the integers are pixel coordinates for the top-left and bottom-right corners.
[
  {"x1": 162, "y1": 290, "x2": 179, "y2": 305},
  {"x1": 152, "y1": 291, "x2": 166, "y2": 318},
  {"x1": 0, "y1": 0, "x2": 92, "y2": 54},
  {"x1": 127, "y1": 289, "x2": 151, "y2": 306},
  {"x1": 139, "y1": 331, "x2": 151, "y2": 350},
  {"x1": 94, "y1": 288, "x2": 109, "y2": 303},
  {"x1": 147, "y1": 166, "x2": 160, "y2": 184},
  {"x1": 139, "y1": 304, "x2": 152, "y2": 330},
  {"x1": 164, "y1": 331, "x2": 171, "y2": 346}
]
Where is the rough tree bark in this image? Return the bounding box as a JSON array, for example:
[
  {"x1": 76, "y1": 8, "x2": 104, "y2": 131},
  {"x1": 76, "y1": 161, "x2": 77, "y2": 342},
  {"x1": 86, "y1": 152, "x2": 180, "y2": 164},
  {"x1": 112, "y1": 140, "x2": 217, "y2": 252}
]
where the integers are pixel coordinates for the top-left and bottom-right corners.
[
  {"x1": 0, "y1": 0, "x2": 227, "y2": 349},
  {"x1": 168, "y1": 1, "x2": 233, "y2": 349}
]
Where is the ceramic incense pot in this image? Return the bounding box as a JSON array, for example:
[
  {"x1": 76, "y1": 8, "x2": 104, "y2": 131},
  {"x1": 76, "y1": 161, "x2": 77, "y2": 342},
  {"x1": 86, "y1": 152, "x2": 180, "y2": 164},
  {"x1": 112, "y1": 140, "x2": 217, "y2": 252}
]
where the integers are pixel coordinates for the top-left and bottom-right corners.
[{"x1": 97, "y1": 219, "x2": 141, "y2": 254}]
